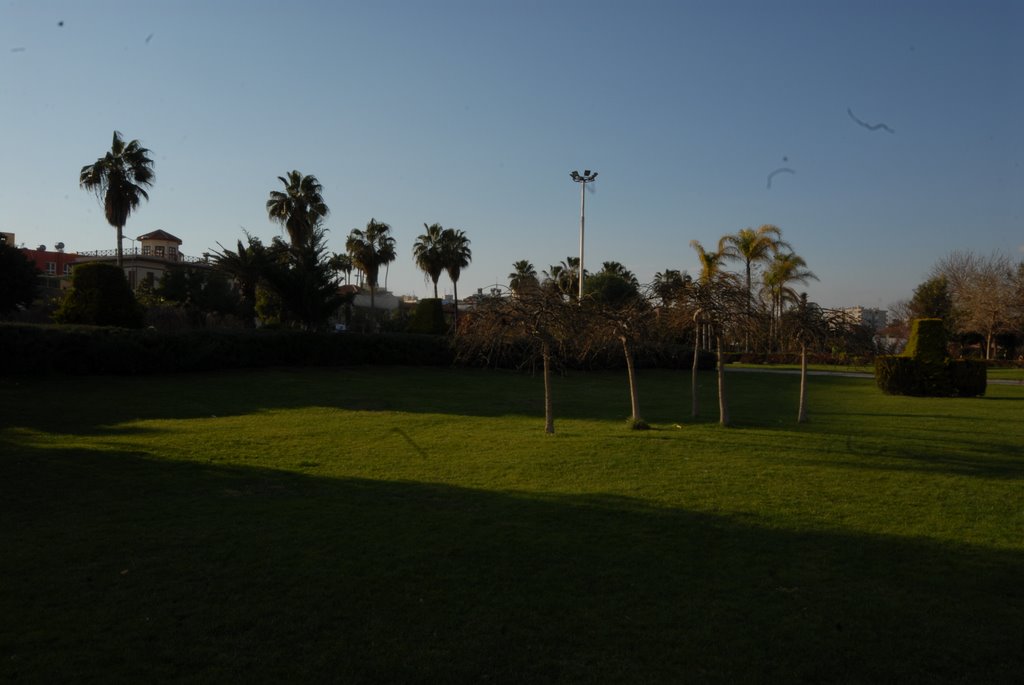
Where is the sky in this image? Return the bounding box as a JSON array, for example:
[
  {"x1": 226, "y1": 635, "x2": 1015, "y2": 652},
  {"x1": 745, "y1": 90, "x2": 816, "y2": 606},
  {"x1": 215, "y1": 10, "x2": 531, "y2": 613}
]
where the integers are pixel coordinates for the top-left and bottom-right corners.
[{"x1": 2, "y1": 0, "x2": 1022, "y2": 310}]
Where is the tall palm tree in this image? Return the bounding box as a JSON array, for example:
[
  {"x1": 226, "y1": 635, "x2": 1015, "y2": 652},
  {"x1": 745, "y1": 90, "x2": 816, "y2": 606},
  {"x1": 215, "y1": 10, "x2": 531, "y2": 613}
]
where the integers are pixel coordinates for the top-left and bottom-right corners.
[
  {"x1": 266, "y1": 170, "x2": 329, "y2": 248},
  {"x1": 508, "y1": 259, "x2": 539, "y2": 296},
  {"x1": 345, "y1": 218, "x2": 393, "y2": 320},
  {"x1": 720, "y1": 225, "x2": 789, "y2": 306},
  {"x1": 720, "y1": 225, "x2": 789, "y2": 351},
  {"x1": 412, "y1": 223, "x2": 446, "y2": 298},
  {"x1": 440, "y1": 228, "x2": 472, "y2": 330},
  {"x1": 79, "y1": 131, "x2": 155, "y2": 268}
]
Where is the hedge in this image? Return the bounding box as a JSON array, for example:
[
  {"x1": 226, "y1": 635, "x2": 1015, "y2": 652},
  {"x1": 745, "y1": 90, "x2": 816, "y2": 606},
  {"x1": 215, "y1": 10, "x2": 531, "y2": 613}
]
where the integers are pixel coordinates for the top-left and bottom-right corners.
[
  {"x1": 0, "y1": 324, "x2": 454, "y2": 376},
  {"x1": 874, "y1": 318, "x2": 986, "y2": 397}
]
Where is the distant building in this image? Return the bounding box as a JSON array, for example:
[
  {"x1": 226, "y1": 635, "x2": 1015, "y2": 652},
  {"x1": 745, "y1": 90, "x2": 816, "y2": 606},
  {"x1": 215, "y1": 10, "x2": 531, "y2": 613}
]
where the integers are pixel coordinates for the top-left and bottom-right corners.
[{"x1": 836, "y1": 306, "x2": 887, "y2": 331}]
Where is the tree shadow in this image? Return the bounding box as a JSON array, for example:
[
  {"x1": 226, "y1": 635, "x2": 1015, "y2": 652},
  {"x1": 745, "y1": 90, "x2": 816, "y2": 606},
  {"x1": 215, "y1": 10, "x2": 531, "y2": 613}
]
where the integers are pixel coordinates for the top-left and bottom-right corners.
[{"x1": 2, "y1": 442, "x2": 1021, "y2": 683}]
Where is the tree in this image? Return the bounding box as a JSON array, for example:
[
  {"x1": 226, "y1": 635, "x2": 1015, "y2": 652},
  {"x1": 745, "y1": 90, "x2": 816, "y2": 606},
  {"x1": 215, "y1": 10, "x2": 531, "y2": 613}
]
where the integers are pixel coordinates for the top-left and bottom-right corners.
[
  {"x1": 413, "y1": 223, "x2": 446, "y2": 299},
  {"x1": 720, "y1": 225, "x2": 789, "y2": 350},
  {"x1": 651, "y1": 269, "x2": 690, "y2": 308},
  {"x1": 597, "y1": 261, "x2": 638, "y2": 286},
  {"x1": 266, "y1": 171, "x2": 329, "y2": 248},
  {"x1": 762, "y1": 252, "x2": 817, "y2": 350},
  {"x1": 0, "y1": 238, "x2": 39, "y2": 317},
  {"x1": 211, "y1": 232, "x2": 268, "y2": 327},
  {"x1": 459, "y1": 286, "x2": 575, "y2": 434},
  {"x1": 346, "y1": 219, "x2": 394, "y2": 325},
  {"x1": 909, "y1": 275, "x2": 954, "y2": 322},
  {"x1": 544, "y1": 257, "x2": 583, "y2": 301},
  {"x1": 782, "y1": 293, "x2": 827, "y2": 423},
  {"x1": 508, "y1": 260, "x2": 539, "y2": 296},
  {"x1": 54, "y1": 262, "x2": 143, "y2": 327},
  {"x1": 79, "y1": 131, "x2": 155, "y2": 268},
  {"x1": 689, "y1": 240, "x2": 729, "y2": 285},
  {"x1": 687, "y1": 240, "x2": 743, "y2": 425},
  {"x1": 932, "y1": 251, "x2": 1018, "y2": 359},
  {"x1": 584, "y1": 269, "x2": 650, "y2": 429},
  {"x1": 720, "y1": 225, "x2": 789, "y2": 307},
  {"x1": 328, "y1": 252, "x2": 354, "y2": 285},
  {"x1": 440, "y1": 228, "x2": 472, "y2": 331},
  {"x1": 259, "y1": 228, "x2": 343, "y2": 330}
]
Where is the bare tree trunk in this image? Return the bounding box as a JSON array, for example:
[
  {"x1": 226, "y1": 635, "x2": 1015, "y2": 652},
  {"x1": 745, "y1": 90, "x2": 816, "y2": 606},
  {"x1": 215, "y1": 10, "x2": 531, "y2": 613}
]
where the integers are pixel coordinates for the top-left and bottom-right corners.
[
  {"x1": 622, "y1": 337, "x2": 642, "y2": 425},
  {"x1": 716, "y1": 334, "x2": 730, "y2": 426},
  {"x1": 797, "y1": 341, "x2": 808, "y2": 423},
  {"x1": 542, "y1": 339, "x2": 554, "y2": 434}
]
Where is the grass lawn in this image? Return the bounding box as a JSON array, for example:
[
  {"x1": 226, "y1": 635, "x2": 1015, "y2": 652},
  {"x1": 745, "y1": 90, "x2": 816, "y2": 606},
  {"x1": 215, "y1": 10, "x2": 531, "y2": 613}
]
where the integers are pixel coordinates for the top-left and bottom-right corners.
[
  {"x1": 2, "y1": 367, "x2": 1022, "y2": 683},
  {"x1": 731, "y1": 361, "x2": 1024, "y2": 382}
]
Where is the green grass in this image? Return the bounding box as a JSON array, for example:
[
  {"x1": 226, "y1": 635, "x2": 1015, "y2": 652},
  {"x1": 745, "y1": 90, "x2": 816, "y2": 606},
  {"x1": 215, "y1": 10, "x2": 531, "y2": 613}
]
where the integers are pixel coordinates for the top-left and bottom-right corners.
[
  {"x1": 2, "y1": 367, "x2": 1022, "y2": 683},
  {"x1": 732, "y1": 361, "x2": 1024, "y2": 382}
]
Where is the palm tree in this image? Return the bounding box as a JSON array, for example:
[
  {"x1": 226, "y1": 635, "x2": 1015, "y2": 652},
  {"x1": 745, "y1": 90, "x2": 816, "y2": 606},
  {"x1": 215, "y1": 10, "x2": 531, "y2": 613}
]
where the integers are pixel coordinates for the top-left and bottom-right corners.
[
  {"x1": 440, "y1": 228, "x2": 472, "y2": 330},
  {"x1": 689, "y1": 240, "x2": 741, "y2": 426},
  {"x1": 762, "y1": 252, "x2": 818, "y2": 350},
  {"x1": 79, "y1": 131, "x2": 155, "y2": 268},
  {"x1": 689, "y1": 239, "x2": 728, "y2": 285},
  {"x1": 651, "y1": 269, "x2": 690, "y2": 307},
  {"x1": 597, "y1": 261, "x2": 638, "y2": 286},
  {"x1": 720, "y1": 225, "x2": 789, "y2": 350},
  {"x1": 266, "y1": 171, "x2": 329, "y2": 248},
  {"x1": 345, "y1": 218, "x2": 393, "y2": 322},
  {"x1": 211, "y1": 232, "x2": 267, "y2": 327},
  {"x1": 720, "y1": 225, "x2": 789, "y2": 305},
  {"x1": 508, "y1": 260, "x2": 539, "y2": 296},
  {"x1": 412, "y1": 223, "x2": 446, "y2": 298},
  {"x1": 328, "y1": 252, "x2": 353, "y2": 285},
  {"x1": 544, "y1": 257, "x2": 582, "y2": 300}
]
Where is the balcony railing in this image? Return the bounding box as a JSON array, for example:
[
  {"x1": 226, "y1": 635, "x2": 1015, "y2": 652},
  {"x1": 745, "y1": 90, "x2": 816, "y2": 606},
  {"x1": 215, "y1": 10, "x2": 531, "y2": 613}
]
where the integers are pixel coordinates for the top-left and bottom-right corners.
[{"x1": 75, "y1": 248, "x2": 210, "y2": 264}]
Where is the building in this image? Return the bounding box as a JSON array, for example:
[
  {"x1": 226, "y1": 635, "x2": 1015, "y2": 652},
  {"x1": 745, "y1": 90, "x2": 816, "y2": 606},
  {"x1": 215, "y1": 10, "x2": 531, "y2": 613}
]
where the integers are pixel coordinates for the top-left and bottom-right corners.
[
  {"x1": 74, "y1": 229, "x2": 212, "y2": 288},
  {"x1": 836, "y1": 306, "x2": 887, "y2": 331},
  {"x1": 21, "y1": 244, "x2": 78, "y2": 280}
]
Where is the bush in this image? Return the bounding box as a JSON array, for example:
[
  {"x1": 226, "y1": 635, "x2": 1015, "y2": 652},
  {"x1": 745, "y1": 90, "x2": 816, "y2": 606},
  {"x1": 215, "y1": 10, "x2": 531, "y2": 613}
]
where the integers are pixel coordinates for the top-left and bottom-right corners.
[
  {"x1": 874, "y1": 318, "x2": 986, "y2": 397},
  {"x1": 54, "y1": 262, "x2": 143, "y2": 328},
  {"x1": 407, "y1": 299, "x2": 447, "y2": 335},
  {"x1": 0, "y1": 324, "x2": 454, "y2": 376}
]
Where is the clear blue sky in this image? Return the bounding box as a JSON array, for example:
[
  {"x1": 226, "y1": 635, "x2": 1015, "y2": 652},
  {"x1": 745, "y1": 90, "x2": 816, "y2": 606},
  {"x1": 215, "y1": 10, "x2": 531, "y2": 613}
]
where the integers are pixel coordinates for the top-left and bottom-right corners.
[{"x1": 3, "y1": 0, "x2": 1022, "y2": 309}]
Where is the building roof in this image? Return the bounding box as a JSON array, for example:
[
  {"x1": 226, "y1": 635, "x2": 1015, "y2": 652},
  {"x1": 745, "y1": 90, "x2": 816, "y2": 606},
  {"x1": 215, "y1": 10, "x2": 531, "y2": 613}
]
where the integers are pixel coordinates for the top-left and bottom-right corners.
[{"x1": 136, "y1": 229, "x2": 182, "y2": 244}]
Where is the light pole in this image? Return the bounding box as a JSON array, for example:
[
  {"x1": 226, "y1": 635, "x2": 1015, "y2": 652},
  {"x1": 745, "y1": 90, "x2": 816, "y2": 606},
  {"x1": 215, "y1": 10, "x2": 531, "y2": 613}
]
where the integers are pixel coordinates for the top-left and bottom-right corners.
[{"x1": 569, "y1": 169, "x2": 597, "y2": 301}]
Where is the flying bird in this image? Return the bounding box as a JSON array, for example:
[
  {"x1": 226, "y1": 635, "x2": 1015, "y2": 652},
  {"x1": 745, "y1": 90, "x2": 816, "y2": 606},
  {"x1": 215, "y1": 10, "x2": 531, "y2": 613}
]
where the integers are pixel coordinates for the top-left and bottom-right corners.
[
  {"x1": 847, "y1": 107, "x2": 895, "y2": 134},
  {"x1": 767, "y1": 167, "x2": 795, "y2": 189}
]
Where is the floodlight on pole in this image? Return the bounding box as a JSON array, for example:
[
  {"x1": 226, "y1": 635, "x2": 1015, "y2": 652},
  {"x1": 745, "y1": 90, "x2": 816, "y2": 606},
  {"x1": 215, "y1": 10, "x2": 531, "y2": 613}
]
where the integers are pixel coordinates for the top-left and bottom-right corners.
[{"x1": 568, "y1": 169, "x2": 598, "y2": 301}]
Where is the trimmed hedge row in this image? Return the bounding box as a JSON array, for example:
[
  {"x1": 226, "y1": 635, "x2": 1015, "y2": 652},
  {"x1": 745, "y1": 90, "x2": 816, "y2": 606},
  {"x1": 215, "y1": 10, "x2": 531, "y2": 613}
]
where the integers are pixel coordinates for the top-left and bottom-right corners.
[
  {"x1": 874, "y1": 319, "x2": 986, "y2": 397},
  {"x1": 0, "y1": 324, "x2": 454, "y2": 376},
  {"x1": 874, "y1": 356, "x2": 987, "y2": 397}
]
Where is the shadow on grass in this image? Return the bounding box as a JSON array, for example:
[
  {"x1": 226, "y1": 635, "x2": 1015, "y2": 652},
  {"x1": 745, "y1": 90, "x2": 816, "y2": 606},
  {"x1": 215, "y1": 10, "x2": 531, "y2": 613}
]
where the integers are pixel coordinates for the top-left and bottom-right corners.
[{"x1": 2, "y1": 442, "x2": 1021, "y2": 683}]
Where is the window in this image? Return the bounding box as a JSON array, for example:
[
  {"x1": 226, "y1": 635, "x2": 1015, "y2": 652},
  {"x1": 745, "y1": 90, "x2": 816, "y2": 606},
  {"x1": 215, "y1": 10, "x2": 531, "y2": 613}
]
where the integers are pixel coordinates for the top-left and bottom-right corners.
[
  {"x1": 46, "y1": 262, "x2": 56, "y2": 274},
  {"x1": 168, "y1": 246, "x2": 177, "y2": 259},
  {"x1": 154, "y1": 245, "x2": 165, "y2": 257},
  {"x1": 63, "y1": 264, "x2": 71, "y2": 275},
  {"x1": 142, "y1": 245, "x2": 151, "y2": 255}
]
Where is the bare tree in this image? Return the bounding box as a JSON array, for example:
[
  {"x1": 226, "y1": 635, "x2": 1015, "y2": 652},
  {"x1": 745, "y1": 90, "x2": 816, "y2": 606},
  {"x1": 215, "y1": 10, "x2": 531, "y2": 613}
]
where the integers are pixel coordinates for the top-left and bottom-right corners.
[
  {"x1": 457, "y1": 287, "x2": 575, "y2": 434},
  {"x1": 933, "y1": 251, "x2": 1019, "y2": 359}
]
